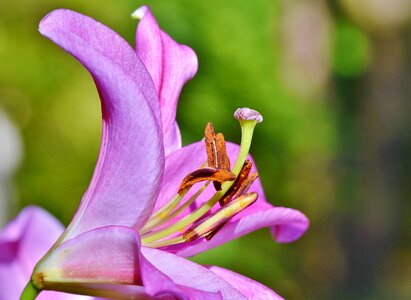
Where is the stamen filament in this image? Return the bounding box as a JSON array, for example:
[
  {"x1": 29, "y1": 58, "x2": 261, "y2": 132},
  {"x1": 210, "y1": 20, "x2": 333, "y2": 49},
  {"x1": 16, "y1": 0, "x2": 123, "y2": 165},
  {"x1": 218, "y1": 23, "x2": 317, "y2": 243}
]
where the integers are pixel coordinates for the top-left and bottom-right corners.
[
  {"x1": 141, "y1": 162, "x2": 207, "y2": 233},
  {"x1": 144, "y1": 236, "x2": 185, "y2": 248},
  {"x1": 141, "y1": 191, "x2": 187, "y2": 233},
  {"x1": 140, "y1": 182, "x2": 210, "y2": 234},
  {"x1": 141, "y1": 190, "x2": 224, "y2": 244}
]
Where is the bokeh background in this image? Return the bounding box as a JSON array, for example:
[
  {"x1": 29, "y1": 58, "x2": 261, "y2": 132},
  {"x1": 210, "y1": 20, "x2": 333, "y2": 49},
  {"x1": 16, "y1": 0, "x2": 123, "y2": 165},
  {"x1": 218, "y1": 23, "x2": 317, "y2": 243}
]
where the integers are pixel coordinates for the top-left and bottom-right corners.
[{"x1": 1, "y1": 0, "x2": 411, "y2": 299}]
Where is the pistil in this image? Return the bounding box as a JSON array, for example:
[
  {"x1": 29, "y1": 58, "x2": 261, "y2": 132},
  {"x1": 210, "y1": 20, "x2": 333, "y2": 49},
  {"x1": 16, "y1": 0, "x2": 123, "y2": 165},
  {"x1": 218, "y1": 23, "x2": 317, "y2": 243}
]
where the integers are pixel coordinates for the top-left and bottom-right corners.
[{"x1": 231, "y1": 108, "x2": 263, "y2": 176}]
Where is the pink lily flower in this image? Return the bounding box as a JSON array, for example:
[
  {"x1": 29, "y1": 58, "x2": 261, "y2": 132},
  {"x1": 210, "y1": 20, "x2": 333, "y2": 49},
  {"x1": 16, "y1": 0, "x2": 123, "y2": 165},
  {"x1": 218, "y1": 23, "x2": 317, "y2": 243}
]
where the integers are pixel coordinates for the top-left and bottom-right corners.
[{"x1": 12, "y1": 6, "x2": 309, "y2": 299}]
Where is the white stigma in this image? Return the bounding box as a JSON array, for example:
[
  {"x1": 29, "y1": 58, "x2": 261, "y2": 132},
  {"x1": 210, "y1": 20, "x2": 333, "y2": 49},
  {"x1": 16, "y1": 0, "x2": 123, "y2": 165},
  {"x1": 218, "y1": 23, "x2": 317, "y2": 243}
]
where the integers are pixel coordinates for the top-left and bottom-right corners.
[{"x1": 234, "y1": 108, "x2": 263, "y2": 123}]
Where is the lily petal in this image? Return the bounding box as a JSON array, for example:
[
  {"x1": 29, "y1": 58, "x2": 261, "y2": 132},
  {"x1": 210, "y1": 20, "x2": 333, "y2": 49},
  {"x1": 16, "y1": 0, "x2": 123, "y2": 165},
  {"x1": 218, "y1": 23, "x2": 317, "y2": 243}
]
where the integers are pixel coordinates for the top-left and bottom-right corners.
[
  {"x1": 207, "y1": 266, "x2": 283, "y2": 300},
  {"x1": 35, "y1": 226, "x2": 141, "y2": 286},
  {"x1": 39, "y1": 9, "x2": 165, "y2": 241},
  {"x1": 0, "y1": 206, "x2": 91, "y2": 300},
  {"x1": 141, "y1": 247, "x2": 246, "y2": 300},
  {"x1": 155, "y1": 142, "x2": 204, "y2": 213},
  {"x1": 36, "y1": 226, "x2": 243, "y2": 299},
  {"x1": 134, "y1": 6, "x2": 198, "y2": 155}
]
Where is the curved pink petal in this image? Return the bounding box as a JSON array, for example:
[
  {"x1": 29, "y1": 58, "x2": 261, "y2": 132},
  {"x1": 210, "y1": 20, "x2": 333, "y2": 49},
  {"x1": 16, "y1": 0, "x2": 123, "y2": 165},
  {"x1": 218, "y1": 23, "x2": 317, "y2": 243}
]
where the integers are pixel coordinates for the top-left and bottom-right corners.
[
  {"x1": 135, "y1": 6, "x2": 198, "y2": 155},
  {"x1": 36, "y1": 226, "x2": 242, "y2": 299},
  {"x1": 154, "y1": 142, "x2": 204, "y2": 212},
  {"x1": 0, "y1": 206, "x2": 92, "y2": 300},
  {"x1": 207, "y1": 266, "x2": 283, "y2": 300},
  {"x1": 153, "y1": 142, "x2": 308, "y2": 255},
  {"x1": 141, "y1": 247, "x2": 246, "y2": 300},
  {"x1": 39, "y1": 9, "x2": 165, "y2": 241},
  {"x1": 35, "y1": 226, "x2": 141, "y2": 285}
]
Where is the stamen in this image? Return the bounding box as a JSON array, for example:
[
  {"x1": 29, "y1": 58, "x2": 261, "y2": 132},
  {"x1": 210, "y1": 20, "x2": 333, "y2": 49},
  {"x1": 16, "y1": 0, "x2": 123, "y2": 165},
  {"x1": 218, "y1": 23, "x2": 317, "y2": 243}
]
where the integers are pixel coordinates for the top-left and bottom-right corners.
[
  {"x1": 204, "y1": 221, "x2": 227, "y2": 241},
  {"x1": 205, "y1": 122, "x2": 217, "y2": 168},
  {"x1": 235, "y1": 172, "x2": 259, "y2": 197},
  {"x1": 205, "y1": 122, "x2": 231, "y2": 191},
  {"x1": 206, "y1": 172, "x2": 258, "y2": 240},
  {"x1": 215, "y1": 133, "x2": 231, "y2": 171},
  {"x1": 213, "y1": 133, "x2": 231, "y2": 191},
  {"x1": 141, "y1": 190, "x2": 225, "y2": 244},
  {"x1": 183, "y1": 192, "x2": 258, "y2": 242},
  {"x1": 178, "y1": 168, "x2": 235, "y2": 193},
  {"x1": 219, "y1": 160, "x2": 252, "y2": 206}
]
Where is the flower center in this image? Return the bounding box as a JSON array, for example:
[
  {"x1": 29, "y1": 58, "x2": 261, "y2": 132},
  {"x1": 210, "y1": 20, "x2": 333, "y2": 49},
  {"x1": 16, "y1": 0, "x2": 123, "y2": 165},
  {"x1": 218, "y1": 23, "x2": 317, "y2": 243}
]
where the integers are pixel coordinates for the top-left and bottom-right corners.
[{"x1": 139, "y1": 108, "x2": 263, "y2": 248}]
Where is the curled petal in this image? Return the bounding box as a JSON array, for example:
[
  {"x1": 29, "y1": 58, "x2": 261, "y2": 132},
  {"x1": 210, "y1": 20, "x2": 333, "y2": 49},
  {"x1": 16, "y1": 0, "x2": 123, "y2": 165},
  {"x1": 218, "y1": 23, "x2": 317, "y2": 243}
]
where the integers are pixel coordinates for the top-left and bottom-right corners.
[
  {"x1": 207, "y1": 266, "x2": 283, "y2": 300},
  {"x1": 0, "y1": 206, "x2": 92, "y2": 300},
  {"x1": 141, "y1": 247, "x2": 246, "y2": 300},
  {"x1": 39, "y1": 9, "x2": 164, "y2": 240},
  {"x1": 135, "y1": 6, "x2": 198, "y2": 155}
]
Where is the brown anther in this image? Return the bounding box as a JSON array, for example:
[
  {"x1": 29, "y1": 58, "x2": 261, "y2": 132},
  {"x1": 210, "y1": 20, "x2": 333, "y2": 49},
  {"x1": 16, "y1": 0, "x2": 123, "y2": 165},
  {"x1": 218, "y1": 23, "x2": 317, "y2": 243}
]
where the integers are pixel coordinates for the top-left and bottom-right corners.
[
  {"x1": 204, "y1": 221, "x2": 227, "y2": 241},
  {"x1": 205, "y1": 122, "x2": 217, "y2": 168},
  {"x1": 215, "y1": 133, "x2": 231, "y2": 171},
  {"x1": 182, "y1": 228, "x2": 200, "y2": 243},
  {"x1": 219, "y1": 160, "x2": 252, "y2": 206},
  {"x1": 234, "y1": 172, "x2": 259, "y2": 198},
  {"x1": 204, "y1": 122, "x2": 232, "y2": 191},
  {"x1": 178, "y1": 168, "x2": 236, "y2": 194}
]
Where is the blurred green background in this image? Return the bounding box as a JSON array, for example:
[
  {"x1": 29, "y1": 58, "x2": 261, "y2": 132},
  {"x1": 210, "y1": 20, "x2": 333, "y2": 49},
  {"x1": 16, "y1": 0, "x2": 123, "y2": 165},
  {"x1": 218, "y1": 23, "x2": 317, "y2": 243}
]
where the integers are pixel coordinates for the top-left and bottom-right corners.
[{"x1": 1, "y1": 0, "x2": 411, "y2": 299}]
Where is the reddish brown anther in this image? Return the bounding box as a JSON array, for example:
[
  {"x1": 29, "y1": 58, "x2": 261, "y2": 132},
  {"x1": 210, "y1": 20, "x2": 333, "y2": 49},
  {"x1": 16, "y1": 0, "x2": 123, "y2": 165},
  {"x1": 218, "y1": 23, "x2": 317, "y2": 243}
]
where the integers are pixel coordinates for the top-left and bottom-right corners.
[
  {"x1": 205, "y1": 122, "x2": 217, "y2": 168},
  {"x1": 204, "y1": 122, "x2": 232, "y2": 191},
  {"x1": 204, "y1": 221, "x2": 227, "y2": 241},
  {"x1": 219, "y1": 160, "x2": 252, "y2": 206},
  {"x1": 234, "y1": 172, "x2": 259, "y2": 198},
  {"x1": 215, "y1": 133, "x2": 230, "y2": 171},
  {"x1": 178, "y1": 168, "x2": 235, "y2": 194}
]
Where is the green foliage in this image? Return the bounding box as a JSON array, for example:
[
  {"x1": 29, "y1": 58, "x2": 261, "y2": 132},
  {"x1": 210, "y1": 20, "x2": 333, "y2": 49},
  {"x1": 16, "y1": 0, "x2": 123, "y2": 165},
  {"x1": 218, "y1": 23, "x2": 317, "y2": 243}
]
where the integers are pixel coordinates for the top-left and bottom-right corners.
[{"x1": 333, "y1": 20, "x2": 372, "y2": 77}]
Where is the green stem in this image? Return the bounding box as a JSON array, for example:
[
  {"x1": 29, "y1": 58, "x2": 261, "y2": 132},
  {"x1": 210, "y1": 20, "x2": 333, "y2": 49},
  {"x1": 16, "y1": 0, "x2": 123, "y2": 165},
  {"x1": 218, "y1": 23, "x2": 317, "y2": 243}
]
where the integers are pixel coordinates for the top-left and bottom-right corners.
[{"x1": 20, "y1": 282, "x2": 40, "y2": 300}]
